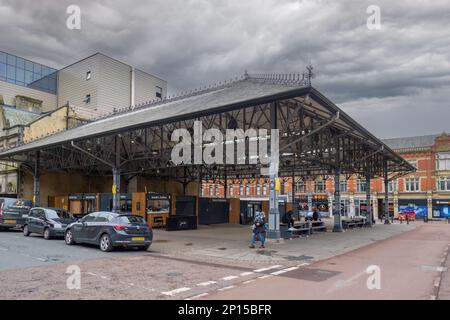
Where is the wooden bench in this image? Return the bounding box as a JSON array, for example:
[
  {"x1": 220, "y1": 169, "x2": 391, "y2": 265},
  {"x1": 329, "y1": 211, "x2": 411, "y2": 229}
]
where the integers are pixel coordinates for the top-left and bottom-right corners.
[
  {"x1": 280, "y1": 222, "x2": 311, "y2": 238},
  {"x1": 343, "y1": 217, "x2": 366, "y2": 229},
  {"x1": 310, "y1": 221, "x2": 327, "y2": 233}
]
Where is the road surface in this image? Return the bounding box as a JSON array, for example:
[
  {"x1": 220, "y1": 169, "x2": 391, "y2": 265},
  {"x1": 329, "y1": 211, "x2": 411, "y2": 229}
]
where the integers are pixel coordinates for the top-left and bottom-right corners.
[{"x1": 204, "y1": 223, "x2": 450, "y2": 300}]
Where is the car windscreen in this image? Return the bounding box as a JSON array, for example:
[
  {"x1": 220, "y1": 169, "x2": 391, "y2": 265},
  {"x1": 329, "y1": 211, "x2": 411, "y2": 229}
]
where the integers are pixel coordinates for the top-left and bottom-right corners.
[
  {"x1": 4, "y1": 199, "x2": 32, "y2": 213},
  {"x1": 115, "y1": 215, "x2": 145, "y2": 224},
  {"x1": 46, "y1": 209, "x2": 72, "y2": 219}
]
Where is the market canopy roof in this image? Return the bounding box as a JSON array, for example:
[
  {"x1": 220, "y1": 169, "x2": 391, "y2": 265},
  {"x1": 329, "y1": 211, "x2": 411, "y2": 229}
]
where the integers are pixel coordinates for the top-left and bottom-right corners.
[{"x1": 0, "y1": 74, "x2": 415, "y2": 180}]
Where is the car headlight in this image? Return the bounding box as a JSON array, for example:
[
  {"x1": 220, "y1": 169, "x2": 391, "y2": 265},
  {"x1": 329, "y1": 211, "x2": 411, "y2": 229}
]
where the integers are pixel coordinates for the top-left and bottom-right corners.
[{"x1": 53, "y1": 223, "x2": 62, "y2": 229}]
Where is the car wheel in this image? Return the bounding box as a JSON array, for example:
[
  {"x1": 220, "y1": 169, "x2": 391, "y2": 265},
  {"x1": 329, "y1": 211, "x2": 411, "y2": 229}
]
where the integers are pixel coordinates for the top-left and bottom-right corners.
[
  {"x1": 43, "y1": 228, "x2": 51, "y2": 240},
  {"x1": 65, "y1": 229, "x2": 76, "y2": 245},
  {"x1": 138, "y1": 245, "x2": 150, "y2": 251},
  {"x1": 23, "y1": 225, "x2": 30, "y2": 236},
  {"x1": 99, "y1": 234, "x2": 113, "y2": 252}
]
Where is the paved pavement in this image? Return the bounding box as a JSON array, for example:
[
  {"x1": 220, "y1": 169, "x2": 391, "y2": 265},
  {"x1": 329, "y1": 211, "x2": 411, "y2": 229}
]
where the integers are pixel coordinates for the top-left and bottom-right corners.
[
  {"x1": 202, "y1": 222, "x2": 450, "y2": 300},
  {"x1": 151, "y1": 219, "x2": 416, "y2": 266}
]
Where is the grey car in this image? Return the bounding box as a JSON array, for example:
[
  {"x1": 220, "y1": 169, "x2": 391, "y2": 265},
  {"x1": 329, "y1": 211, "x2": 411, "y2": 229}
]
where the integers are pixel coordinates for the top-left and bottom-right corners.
[
  {"x1": 23, "y1": 207, "x2": 76, "y2": 239},
  {"x1": 64, "y1": 211, "x2": 152, "y2": 252}
]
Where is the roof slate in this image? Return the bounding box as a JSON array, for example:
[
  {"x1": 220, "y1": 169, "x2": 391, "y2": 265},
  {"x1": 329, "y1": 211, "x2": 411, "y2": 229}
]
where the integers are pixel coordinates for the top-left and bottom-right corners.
[
  {"x1": 2, "y1": 105, "x2": 41, "y2": 128},
  {"x1": 382, "y1": 134, "x2": 439, "y2": 150}
]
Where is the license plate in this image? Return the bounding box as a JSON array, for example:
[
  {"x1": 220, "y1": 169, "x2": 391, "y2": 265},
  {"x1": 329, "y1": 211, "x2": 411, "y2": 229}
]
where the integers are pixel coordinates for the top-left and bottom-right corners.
[
  {"x1": 4, "y1": 220, "x2": 16, "y2": 224},
  {"x1": 132, "y1": 237, "x2": 145, "y2": 241}
]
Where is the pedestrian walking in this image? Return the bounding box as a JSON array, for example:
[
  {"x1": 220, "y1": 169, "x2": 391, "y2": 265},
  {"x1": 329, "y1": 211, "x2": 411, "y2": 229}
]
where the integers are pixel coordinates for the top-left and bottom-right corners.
[{"x1": 249, "y1": 211, "x2": 267, "y2": 249}]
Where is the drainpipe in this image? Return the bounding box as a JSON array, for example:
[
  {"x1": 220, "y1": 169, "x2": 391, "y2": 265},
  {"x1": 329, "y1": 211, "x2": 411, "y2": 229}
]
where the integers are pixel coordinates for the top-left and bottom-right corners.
[{"x1": 130, "y1": 67, "x2": 135, "y2": 107}]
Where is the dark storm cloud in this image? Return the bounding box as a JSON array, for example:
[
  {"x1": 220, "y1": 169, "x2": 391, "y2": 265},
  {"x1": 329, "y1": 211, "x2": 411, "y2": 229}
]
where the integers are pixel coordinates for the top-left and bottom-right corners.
[{"x1": 0, "y1": 0, "x2": 449, "y2": 138}]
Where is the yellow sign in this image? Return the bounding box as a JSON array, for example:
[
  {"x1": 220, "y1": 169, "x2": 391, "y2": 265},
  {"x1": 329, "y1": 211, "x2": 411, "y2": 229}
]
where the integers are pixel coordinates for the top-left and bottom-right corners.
[
  {"x1": 275, "y1": 178, "x2": 281, "y2": 191},
  {"x1": 112, "y1": 184, "x2": 117, "y2": 194}
]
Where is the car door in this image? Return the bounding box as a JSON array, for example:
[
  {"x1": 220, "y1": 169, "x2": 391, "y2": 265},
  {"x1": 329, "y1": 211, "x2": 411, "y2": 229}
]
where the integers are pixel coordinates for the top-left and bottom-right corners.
[
  {"x1": 77, "y1": 213, "x2": 97, "y2": 243},
  {"x1": 27, "y1": 209, "x2": 38, "y2": 232},
  {"x1": 87, "y1": 212, "x2": 108, "y2": 244},
  {"x1": 34, "y1": 209, "x2": 46, "y2": 235}
]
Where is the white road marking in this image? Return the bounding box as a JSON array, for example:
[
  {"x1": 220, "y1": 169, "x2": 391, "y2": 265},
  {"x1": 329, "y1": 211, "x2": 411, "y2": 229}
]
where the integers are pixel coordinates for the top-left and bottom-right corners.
[
  {"x1": 271, "y1": 266, "x2": 299, "y2": 275},
  {"x1": 240, "y1": 272, "x2": 254, "y2": 276},
  {"x1": 258, "y1": 275, "x2": 273, "y2": 279},
  {"x1": 297, "y1": 262, "x2": 309, "y2": 267},
  {"x1": 218, "y1": 285, "x2": 235, "y2": 291},
  {"x1": 86, "y1": 272, "x2": 97, "y2": 276},
  {"x1": 222, "y1": 275, "x2": 239, "y2": 281},
  {"x1": 185, "y1": 293, "x2": 209, "y2": 300},
  {"x1": 197, "y1": 281, "x2": 217, "y2": 286},
  {"x1": 0, "y1": 247, "x2": 8, "y2": 251},
  {"x1": 35, "y1": 258, "x2": 46, "y2": 262},
  {"x1": 254, "y1": 265, "x2": 283, "y2": 273},
  {"x1": 162, "y1": 287, "x2": 191, "y2": 296},
  {"x1": 243, "y1": 279, "x2": 256, "y2": 284},
  {"x1": 271, "y1": 270, "x2": 289, "y2": 275}
]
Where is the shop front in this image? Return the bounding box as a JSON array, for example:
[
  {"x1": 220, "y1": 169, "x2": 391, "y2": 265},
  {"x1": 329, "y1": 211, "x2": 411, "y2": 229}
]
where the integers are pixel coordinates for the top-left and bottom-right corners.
[
  {"x1": 240, "y1": 200, "x2": 262, "y2": 225},
  {"x1": 98, "y1": 193, "x2": 132, "y2": 213},
  {"x1": 68, "y1": 193, "x2": 98, "y2": 217},
  {"x1": 432, "y1": 199, "x2": 450, "y2": 218},
  {"x1": 398, "y1": 199, "x2": 428, "y2": 219},
  {"x1": 132, "y1": 192, "x2": 172, "y2": 227}
]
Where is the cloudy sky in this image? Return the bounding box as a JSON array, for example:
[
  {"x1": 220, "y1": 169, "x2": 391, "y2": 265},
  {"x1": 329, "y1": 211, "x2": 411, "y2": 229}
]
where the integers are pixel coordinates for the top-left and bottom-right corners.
[{"x1": 1, "y1": 0, "x2": 449, "y2": 138}]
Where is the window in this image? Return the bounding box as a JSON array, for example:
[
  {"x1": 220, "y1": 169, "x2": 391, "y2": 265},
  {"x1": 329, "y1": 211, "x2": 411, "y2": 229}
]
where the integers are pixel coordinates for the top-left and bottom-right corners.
[
  {"x1": 296, "y1": 181, "x2": 306, "y2": 193},
  {"x1": 0, "y1": 52, "x2": 57, "y2": 94},
  {"x1": 215, "y1": 185, "x2": 219, "y2": 196},
  {"x1": 388, "y1": 179, "x2": 398, "y2": 193},
  {"x1": 84, "y1": 94, "x2": 91, "y2": 104},
  {"x1": 229, "y1": 184, "x2": 233, "y2": 196},
  {"x1": 262, "y1": 184, "x2": 267, "y2": 196},
  {"x1": 239, "y1": 184, "x2": 244, "y2": 195},
  {"x1": 405, "y1": 177, "x2": 420, "y2": 192},
  {"x1": 354, "y1": 199, "x2": 367, "y2": 216},
  {"x1": 256, "y1": 184, "x2": 261, "y2": 195},
  {"x1": 245, "y1": 184, "x2": 250, "y2": 196},
  {"x1": 315, "y1": 180, "x2": 326, "y2": 193},
  {"x1": 209, "y1": 185, "x2": 213, "y2": 196},
  {"x1": 438, "y1": 176, "x2": 450, "y2": 191},
  {"x1": 86, "y1": 71, "x2": 91, "y2": 80},
  {"x1": 156, "y1": 86, "x2": 163, "y2": 99},
  {"x1": 357, "y1": 179, "x2": 367, "y2": 193},
  {"x1": 437, "y1": 153, "x2": 450, "y2": 171},
  {"x1": 340, "y1": 180, "x2": 347, "y2": 192}
]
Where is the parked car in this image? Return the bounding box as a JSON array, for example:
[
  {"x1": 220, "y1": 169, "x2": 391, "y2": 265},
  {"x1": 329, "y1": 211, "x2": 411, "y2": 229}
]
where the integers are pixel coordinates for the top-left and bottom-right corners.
[
  {"x1": 0, "y1": 198, "x2": 33, "y2": 230},
  {"x1": 64, "y1": 211, "x2": 152, "y2": 252},
  {"x1": 23, "y1": 207, "x2": 76, "y2": 239}
]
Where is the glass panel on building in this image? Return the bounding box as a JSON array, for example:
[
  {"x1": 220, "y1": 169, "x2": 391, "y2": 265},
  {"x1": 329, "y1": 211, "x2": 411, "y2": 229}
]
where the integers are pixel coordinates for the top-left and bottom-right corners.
[{"x1": 0, "y1": 52, "x2": 58, "y2": 94}]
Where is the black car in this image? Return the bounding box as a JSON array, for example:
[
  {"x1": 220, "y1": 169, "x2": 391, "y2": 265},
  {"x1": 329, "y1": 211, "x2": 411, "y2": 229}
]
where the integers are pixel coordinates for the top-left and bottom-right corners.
[
  {"x1": 0, "y1": 198, "x2": 33, "y2": 230},
  {"x1": 65, "y1": 211, "x2": 152, "y2": 252},
  {"x1": 23, "y1": 207, "x2": 76, "y2": 239}
]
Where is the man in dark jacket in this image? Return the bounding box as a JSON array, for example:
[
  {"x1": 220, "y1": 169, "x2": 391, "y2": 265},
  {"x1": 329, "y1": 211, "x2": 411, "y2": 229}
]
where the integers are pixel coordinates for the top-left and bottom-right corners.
[
  {"x1": 312, "y1": 208, "x2": 320, "y2": 221},
  {"x1": 250, "y1": 211, "x2": 267, "y2": 249},
  {"x1": 284, "y1": 210, "x2": 295, "y2": 228}
]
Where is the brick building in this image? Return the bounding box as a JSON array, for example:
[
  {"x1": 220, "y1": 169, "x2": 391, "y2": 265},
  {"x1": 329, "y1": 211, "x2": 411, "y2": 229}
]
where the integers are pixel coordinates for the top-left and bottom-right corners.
[{"x1": 202, "y1": 132, "x2": 450, "y2": 220}]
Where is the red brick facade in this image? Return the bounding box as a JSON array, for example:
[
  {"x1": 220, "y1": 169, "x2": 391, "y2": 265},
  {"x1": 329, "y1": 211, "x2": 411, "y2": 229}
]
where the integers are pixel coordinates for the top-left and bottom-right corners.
[{"x1": 203, "y1": 133, "x2": 450, "y2": 219}]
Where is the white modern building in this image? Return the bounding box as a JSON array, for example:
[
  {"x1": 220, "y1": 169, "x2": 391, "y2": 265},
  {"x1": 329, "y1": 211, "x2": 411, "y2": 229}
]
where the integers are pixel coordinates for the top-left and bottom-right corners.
[{"x1": 0, "y1": 51, "x2": 167, "y2": 196}]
